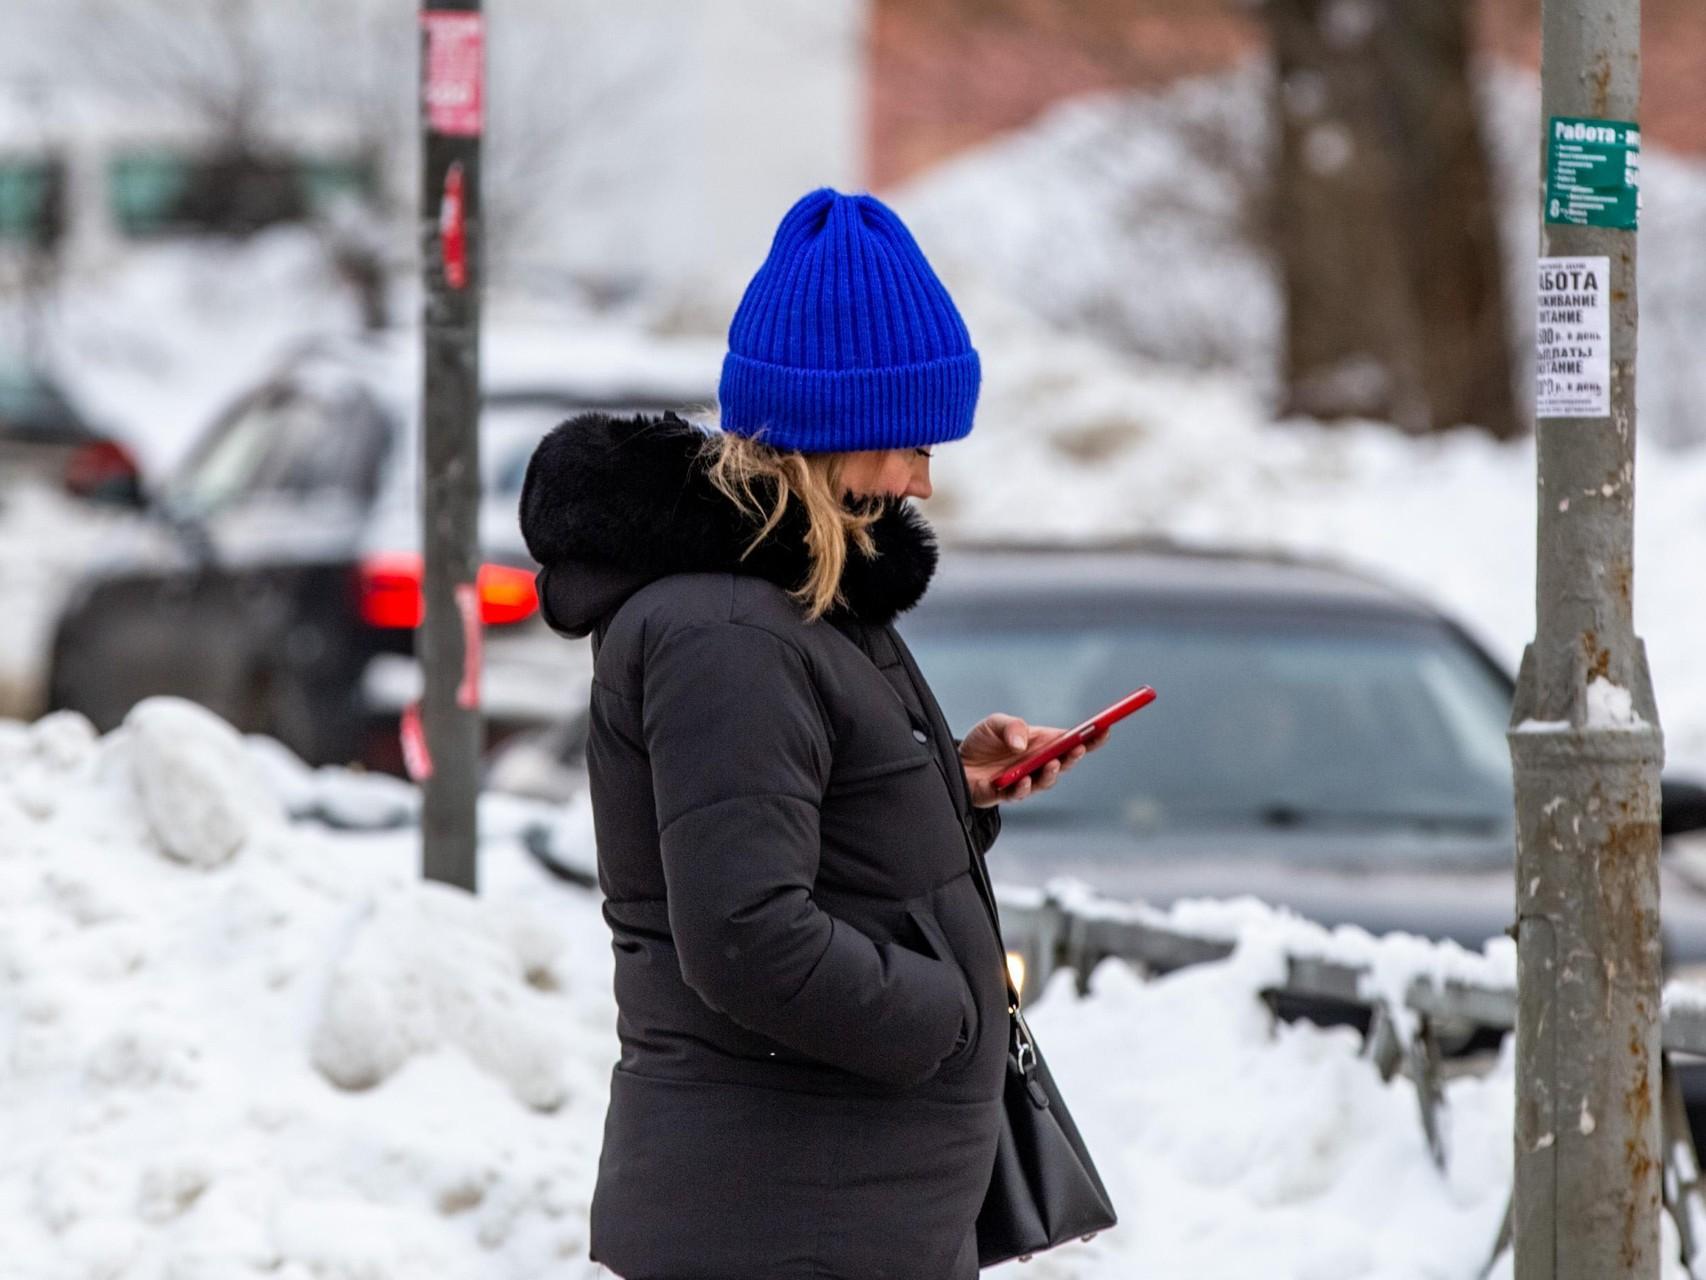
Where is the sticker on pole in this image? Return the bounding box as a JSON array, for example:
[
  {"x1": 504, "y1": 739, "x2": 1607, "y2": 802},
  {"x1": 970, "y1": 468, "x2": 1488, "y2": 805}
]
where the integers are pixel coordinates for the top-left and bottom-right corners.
[
  {"x1": 400, "y1": 700, "x2": 433, "y2": 782},
  {"x1": 422, "y1": 11, "x2": 484, "y2": 137},
  {"x1": 1537, "y1": 257, "x2": 1610, "y2": 418},
  {"x1": 454, "y1": 581, "x2": 482, "y2": 711},
  {"x1": 1545, "y1": 117, "x2": 1639, "y2": 229}
]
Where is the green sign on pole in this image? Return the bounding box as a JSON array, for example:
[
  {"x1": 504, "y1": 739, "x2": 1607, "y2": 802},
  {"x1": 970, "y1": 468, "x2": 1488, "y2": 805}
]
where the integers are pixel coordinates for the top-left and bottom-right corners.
[{"x1": 1545, "y1": 116, "x2": 1640, "y2": 229}]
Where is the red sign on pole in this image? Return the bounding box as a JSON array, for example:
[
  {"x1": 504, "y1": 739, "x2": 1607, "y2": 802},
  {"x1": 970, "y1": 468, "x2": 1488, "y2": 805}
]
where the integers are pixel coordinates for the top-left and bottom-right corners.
[
  {"x1": 422, "y1": 11, "x2": 484, "y2": 137},
  {"x1": 439, "y1": 162, "x2": 468, "y2": 289}
]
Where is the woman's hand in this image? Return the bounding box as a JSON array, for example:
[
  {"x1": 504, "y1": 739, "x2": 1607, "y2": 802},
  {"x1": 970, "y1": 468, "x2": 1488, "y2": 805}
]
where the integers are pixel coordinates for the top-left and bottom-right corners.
[{"x1": 959, "y1": 713, "x2": 1108, "y2": 809}]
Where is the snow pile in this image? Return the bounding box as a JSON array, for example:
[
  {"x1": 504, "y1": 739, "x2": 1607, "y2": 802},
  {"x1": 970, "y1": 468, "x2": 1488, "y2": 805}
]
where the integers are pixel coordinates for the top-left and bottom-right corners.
[
  {"x1": 310, "y1": 879, "x2": 572, "y2": 1111},
  {"x1": 1024, "y1": 959, "x2": 1514, "y2": 1280},
  {"x1": 1073, "y1": 885, "x2": 1516, "y2": 994},
  {"x1": 244, "y1": 733, "x2": 421, "y2": 830},
  {"x1": 125, "y1": 699, "x2": 283, "y2": 867},
  {"x1": 1, "y1": 700, "x2": 1553, "y2": 1278},
  {"x1": 1, "y1": 700, "x2": 614, "y2": 1277}
]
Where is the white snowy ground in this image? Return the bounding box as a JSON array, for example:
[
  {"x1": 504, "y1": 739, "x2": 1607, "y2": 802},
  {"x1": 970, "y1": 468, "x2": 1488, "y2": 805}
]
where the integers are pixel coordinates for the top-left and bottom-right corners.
[{"x1": 6, "y1": 696, "x2": 1614, "y2": 1280}]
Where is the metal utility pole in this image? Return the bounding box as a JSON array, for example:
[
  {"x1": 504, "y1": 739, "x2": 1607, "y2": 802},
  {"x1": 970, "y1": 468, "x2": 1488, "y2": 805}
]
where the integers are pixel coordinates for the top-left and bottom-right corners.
[
  {"x1": 415, "y1": 0, "x2": 485, "y2": 890},
  {"x1": 1511, "y1": 0, "x2": 1659, "y2": 1275}
]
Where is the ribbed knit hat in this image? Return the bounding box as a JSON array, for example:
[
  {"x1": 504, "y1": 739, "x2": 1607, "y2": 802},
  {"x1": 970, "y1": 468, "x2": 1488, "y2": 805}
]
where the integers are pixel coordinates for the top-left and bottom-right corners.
[{"x1": 718, "y1": 187, "x2": 980, "y2": 453}]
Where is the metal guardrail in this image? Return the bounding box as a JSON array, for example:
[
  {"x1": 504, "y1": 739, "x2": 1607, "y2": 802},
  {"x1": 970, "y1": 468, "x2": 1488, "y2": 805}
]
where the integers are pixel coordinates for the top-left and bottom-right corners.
[
  {"x1": 993, "y1": 885, "x2": 1706, "y2": 1278},
  {"x1": 994, "y1": 887, "x2": 1706, "y2": 1058}
]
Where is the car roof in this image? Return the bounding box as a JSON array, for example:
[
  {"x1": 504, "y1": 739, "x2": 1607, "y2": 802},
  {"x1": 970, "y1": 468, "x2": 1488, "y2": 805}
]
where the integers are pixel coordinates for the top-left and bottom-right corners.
[
  {"x1": 923, "y1": 540, "x2": 1442, "y2": 623},
  {"x1": 242, "y1": 340, "x2": 1440, "y2": 626},
  {"x1": 278, "y1": 326, "x2": 722, "y2": 421}
]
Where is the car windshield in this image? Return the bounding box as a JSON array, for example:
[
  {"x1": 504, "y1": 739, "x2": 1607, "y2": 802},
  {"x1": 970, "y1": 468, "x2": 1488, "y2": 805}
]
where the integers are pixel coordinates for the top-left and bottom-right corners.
[{"x1": 900, "y1": 603, "x2": 1516, "y2": 843}]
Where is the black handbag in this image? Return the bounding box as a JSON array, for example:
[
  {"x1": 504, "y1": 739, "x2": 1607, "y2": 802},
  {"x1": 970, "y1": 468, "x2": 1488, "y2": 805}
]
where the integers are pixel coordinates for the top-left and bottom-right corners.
[
  {"x1": 845, "y1": 619, "x2": 1118, "y2": 1265},
  {"x1": 963, "y1": 814, "x2": 1119, "y2": 1267}
]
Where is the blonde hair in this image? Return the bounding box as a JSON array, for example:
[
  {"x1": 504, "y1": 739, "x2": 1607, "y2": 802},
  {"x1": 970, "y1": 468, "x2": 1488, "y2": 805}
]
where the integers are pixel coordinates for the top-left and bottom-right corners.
[{"x1": 699, "y1": 429, "x2": 883, "y2": 622}]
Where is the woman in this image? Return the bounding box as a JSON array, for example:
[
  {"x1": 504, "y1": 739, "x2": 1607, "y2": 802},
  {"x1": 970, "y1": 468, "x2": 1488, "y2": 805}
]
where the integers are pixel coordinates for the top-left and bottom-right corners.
[{"x1": 519, "y1": 187, "x2": 1100, "y2": 1280}]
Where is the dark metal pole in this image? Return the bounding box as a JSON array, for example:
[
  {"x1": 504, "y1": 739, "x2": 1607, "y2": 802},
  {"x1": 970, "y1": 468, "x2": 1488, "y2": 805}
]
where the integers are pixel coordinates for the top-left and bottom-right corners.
[
  {"x1": 1511, "y1": 0, "x2": 1658, "y2": 1274},
  {"x1": 417, "y1": 0, "x2": 484, "y2": 890}
]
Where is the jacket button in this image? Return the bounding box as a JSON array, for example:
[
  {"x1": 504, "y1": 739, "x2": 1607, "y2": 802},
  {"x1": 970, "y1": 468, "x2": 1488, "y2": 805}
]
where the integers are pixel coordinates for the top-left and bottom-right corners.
[{"x1": 912, "y1": 728, "x2": 929, "y2": 744}]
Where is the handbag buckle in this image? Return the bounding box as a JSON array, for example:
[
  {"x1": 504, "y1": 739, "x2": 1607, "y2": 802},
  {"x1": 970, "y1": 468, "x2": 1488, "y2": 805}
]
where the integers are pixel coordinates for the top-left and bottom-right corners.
[{"x1": 1012, "y1": 1009, "x2": 1037, "y2": 1075}]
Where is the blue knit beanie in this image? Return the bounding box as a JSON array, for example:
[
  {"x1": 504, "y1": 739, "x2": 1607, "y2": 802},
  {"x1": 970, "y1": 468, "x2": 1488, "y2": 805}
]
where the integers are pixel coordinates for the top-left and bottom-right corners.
[{"x1": 718, "y1": 187, "x2": 981, "y2": 454}]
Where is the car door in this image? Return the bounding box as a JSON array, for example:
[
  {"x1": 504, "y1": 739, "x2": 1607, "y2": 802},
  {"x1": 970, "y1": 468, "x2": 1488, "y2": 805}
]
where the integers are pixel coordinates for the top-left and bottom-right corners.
[{"x1": 182, "y1": 382, "x2": 391, "y2": 755}]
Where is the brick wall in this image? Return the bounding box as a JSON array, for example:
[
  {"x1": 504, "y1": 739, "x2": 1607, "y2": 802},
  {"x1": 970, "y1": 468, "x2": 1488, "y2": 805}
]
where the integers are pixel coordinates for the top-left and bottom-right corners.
[{"x1": 870, "y1": 0, "x2": 1705, "y2": 189}]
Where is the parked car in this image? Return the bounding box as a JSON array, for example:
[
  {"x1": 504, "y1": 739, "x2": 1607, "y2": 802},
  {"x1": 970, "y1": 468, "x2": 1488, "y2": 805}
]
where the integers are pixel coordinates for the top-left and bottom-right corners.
[
  {"x1": 506, "y1": 540, "x2": 1706, "y2": 964},
  {"x1": 45, "y1": 329, "x2": 720, "y2": 769},
  {"x1": 902, "y1": 545, "x2": 1706, "y2": 947},
  {"x1": 0, "y1": 360, "x2": 140, "y2": 502}
]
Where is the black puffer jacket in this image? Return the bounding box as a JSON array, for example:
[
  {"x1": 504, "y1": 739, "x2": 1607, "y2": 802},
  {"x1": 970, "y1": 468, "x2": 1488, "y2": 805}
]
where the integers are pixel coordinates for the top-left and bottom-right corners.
[{"x1": 520, "y1": 412, "x2": 1009, "y2": 1280}]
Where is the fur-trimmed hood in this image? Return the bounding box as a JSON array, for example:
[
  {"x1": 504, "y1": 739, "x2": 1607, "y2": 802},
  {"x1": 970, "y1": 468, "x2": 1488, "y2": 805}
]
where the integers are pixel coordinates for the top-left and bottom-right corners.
[{"x1": 518, "y1": 411, "x2": 939, "y2": 638}]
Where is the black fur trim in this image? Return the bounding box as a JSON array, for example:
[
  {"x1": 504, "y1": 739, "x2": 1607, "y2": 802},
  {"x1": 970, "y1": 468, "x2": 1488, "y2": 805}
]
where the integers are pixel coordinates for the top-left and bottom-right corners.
[{"x1": 518, "y1": 411, "x2": 939, "y2": 628}]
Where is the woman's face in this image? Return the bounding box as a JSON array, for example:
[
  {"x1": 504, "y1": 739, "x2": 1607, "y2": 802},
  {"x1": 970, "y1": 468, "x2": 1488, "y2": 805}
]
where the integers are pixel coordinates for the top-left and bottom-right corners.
[{"x1": 839, "y1": 446, "x2": 934, "y2": 502}]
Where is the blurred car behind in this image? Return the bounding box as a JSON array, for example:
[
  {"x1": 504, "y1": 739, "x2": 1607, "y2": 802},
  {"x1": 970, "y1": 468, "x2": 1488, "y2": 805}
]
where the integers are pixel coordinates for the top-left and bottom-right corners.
[
  {"x1": 45, "y1": 328, "x2": 720, "y2": 770},
  {"x1": 506, "y1": 541, "x2": 1706, "y2": 968}
]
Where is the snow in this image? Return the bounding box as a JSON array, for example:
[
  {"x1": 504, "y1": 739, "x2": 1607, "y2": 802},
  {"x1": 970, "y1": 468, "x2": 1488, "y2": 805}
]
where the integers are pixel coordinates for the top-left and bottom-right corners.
[
  {"x1": 1046, "y1": 880, "x2": 1518, "y2": 1044},
  {"x1": 1020, "y1": 959, "x2": 1517, "y2": 1280},
  {"x1": 19, "y1": 228, "x2": 369, "y2": 476},
  {"x1": 1, "y1": 707, "x2": 615, "y2": 1278},
  {"x1": 5, "y1": 41, "x2": 1706, "y2": 1280},
  {"x1": 124, "y1": 699, "x2": 283, "y2": 867},
  {"x1": 1586, "y1": 676, "x2": 1646, "y2": 730},
  {"x1": 309, "y1": 879, "x2": 573, "y2": 1111},
  {"x1": 894, "y1": 63, "x2": 1706, "y2": 452},
  {"x1": 4, "y1": 704, "x2": 1546, "y2": 1278}
]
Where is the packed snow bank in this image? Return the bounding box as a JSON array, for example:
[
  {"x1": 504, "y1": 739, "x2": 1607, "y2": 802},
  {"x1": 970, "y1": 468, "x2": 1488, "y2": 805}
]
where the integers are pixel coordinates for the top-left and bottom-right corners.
[
  {"x1": 124, "y1": 699, "x2": 283, "y2": 867},
  {"x1": 1022, "y1": 960, "x2": 1513, "y2": 1279},
  {"x1": 310, "y1": 879, "x2": 573, "y2": 1111},
  {"x1": 1046, "y1": 882, "x2": 1518, "y2": 1023},
  {"x1": 1, "y1": 702, "x2": 614, "y2": 1277},
  {"x1": 0, "y1": 700, "x2": 1551, "y2": 1278}
]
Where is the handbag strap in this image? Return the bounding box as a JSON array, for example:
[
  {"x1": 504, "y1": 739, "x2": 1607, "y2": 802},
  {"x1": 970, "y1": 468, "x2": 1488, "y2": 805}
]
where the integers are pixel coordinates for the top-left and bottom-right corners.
[
  {"x1": 830, "y1": 614, "x2": 1037, "y2": 1072},
  {"x1": 961, "y1": 799, "x2": 1039, "y2": 1074}
]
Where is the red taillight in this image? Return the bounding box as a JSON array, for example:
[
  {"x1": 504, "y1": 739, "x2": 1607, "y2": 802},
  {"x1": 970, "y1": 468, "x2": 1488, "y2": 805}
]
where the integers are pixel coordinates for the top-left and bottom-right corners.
[
  {"x1": 64, "y1": 439, "x2": 141, "y2": 501},
  {"x1": 477, "y1": 562, "x2": 538, "y2": 626},
  {"x1": 357, "y1": 552, "x2": 425, "y2": 628},
  {"x1": 356, "y1": 553, "x2": 538, "y2": 629}
]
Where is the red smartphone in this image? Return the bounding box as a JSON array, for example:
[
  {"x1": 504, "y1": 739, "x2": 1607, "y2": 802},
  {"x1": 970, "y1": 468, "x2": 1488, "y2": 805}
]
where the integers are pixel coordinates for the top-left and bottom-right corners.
[{"x1": 994, "y1": 686, "x2": 1157, "y2": 792}]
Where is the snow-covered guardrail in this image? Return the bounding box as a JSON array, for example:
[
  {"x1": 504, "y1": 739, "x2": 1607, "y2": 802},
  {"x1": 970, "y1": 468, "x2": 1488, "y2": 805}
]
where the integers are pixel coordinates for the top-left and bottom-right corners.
[
  {"x1": 993, "y1": 880, "x2": 1706, "y2": 1276},
  {"x1": 993, "y1": 880, "x2": 1706, "y2": 1060}
]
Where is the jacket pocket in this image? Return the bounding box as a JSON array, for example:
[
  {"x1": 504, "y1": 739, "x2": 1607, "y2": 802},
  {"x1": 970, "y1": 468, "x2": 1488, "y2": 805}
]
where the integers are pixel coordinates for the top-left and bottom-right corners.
[
  {"x1": 828, "y1": 750, "x2": 934, "y2": 789},
  {"x1": 906, "y1": 906, "x2": 980, "y2": 1074}
]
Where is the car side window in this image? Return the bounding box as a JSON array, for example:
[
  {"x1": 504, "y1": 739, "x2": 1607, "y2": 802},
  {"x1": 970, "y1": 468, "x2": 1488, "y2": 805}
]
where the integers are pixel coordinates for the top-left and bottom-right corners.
[
  {"x1": 166, "y1": 385, "x2": 390, "y2": 516},
  {"x1": 255, "y1": 389, "x2": 390, "y2": 502}
]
